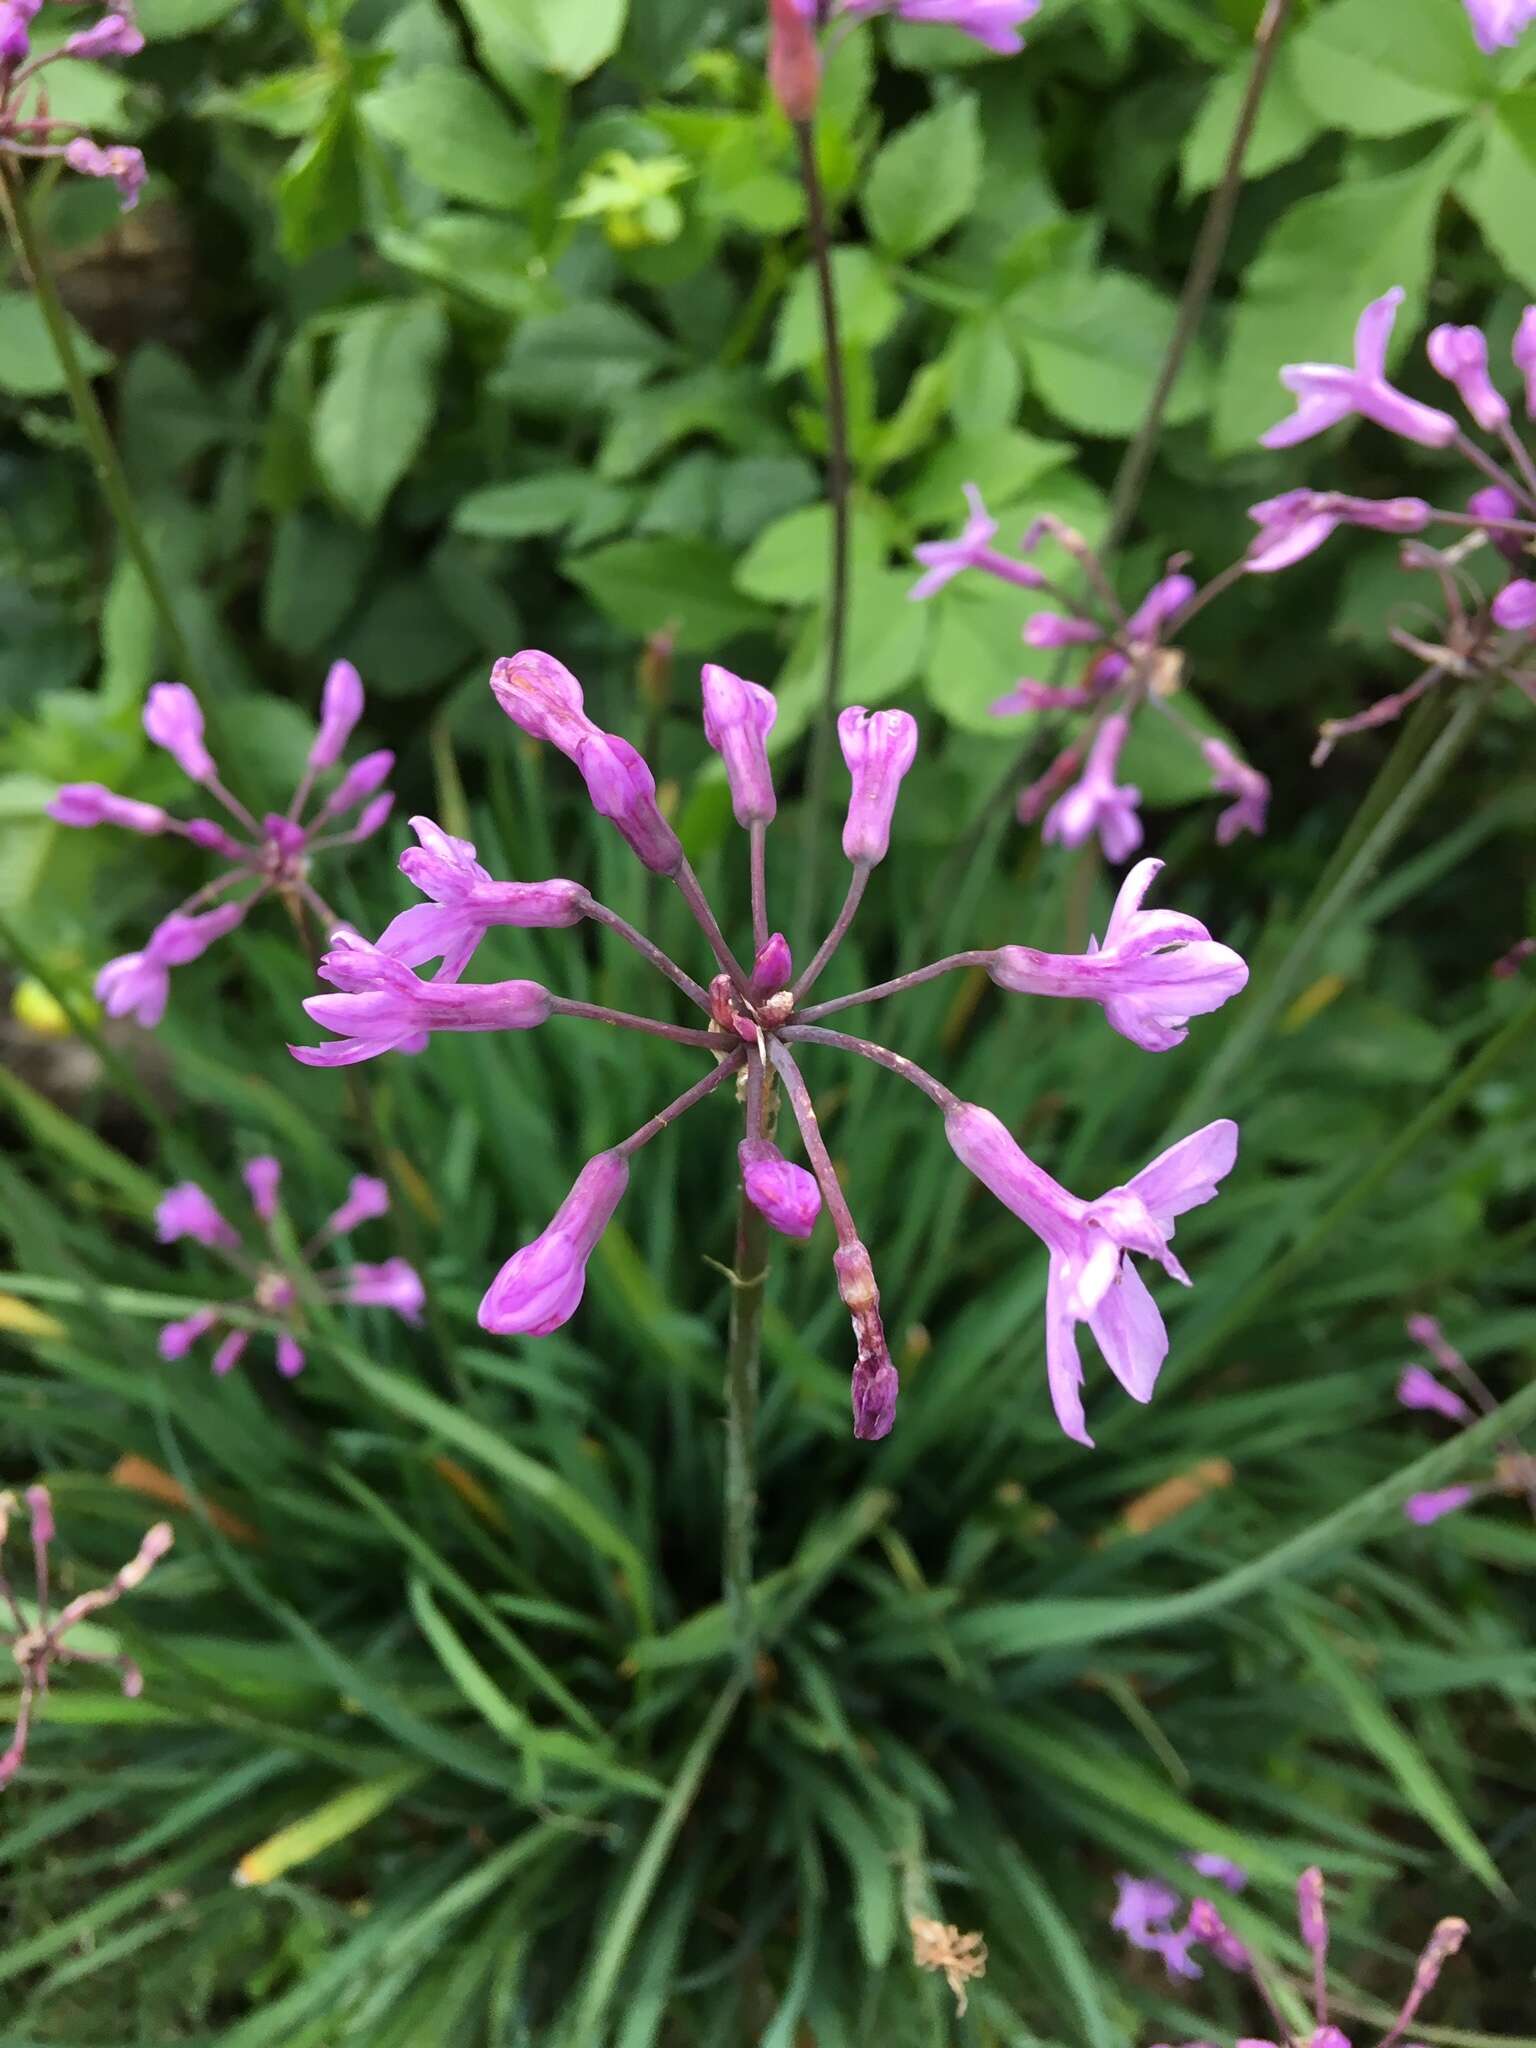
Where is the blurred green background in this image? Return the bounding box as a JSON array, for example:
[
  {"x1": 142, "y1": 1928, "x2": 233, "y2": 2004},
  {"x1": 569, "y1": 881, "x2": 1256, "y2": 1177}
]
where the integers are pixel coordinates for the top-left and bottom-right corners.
[{"x1": 2, "y1": 0, "x2": 1536, "y2": 2040}]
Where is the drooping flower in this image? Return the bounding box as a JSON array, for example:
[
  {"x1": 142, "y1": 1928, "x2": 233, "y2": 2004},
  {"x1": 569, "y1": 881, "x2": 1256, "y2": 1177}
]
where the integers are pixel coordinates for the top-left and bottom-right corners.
[
  {"x1": 49, "y1": 664, "x2": 393, "y2": 1027},
  {"x1": 945, "y1": 1105, "x2": 1238, "y2": 1444},
  {"x1": 986, "y1": 858, "x2": 1249, "y2": 1052},
  {"x1": 479, "y1": 1153, "x2": 630, "y2": 1336},
  {"x1": 2, "y1": 1488, "x2": 173, "y2": 1790},
  {"x1": 739, "y1": 1139, "x2": 822, "y2": 1238},
  {"x1": 1261, "y1": 289, "x2": 1459, "y2": 451},
  {"x1": 1042, "y1": 712, "x2": 1143, "y2": 863},
  {"x1": 154, "y1": 1161, "x2": 423, "y2": 1378},
  {"x1": 1394, "y1": 1312, "x2": 1535, "y2": 1528},
  {"x1": 1244, "y1": 489, "x2": 1432, "y2": 574}
]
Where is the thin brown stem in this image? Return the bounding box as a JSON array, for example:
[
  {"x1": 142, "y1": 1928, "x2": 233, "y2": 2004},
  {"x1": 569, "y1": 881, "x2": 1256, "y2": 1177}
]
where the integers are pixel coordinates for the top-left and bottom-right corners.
[
  {"x1": 585, "y1": 899, "x2": 711, "y2": 1011},
  {"x1": 674, "y1": 860, "x2": 750, "y2": 988},
  {"x1": 794, "y1": 949, "x2": 989, "y2": 1024},
  {"x1": 547, "y1": 998, "x2": 729, "y2": 1049},
  {"x1": 749, "y1": 822, "x2": 769, "y2": 956},
  {"x1": 794, "y1": 863, "x2": 869, "y2": 1002},
  {"x1": 615, "y1": 1051, "x2": 744, "y2": 1159},
  {"x1": 780, "y1": 1024, "x2": 959, "y2": 1111}
]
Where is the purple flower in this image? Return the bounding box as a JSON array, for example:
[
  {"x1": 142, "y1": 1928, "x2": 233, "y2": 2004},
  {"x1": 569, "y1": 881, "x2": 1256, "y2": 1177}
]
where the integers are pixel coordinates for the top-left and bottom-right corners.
[
  {"x1": 889, "y1": 0, "x2": 1040, "y2": 52},
  {"x1": 0, "y1": 1, "x2": 35, "y2": 64},
  {"x1": 1202, "y1": 740, "x2": 1270, "y2": 845},
  {"x1": 143, "y1": 682, "x2": 214, "y2": 784},
  {"x1": 1297, "y1": 1867, "x2": 1328, "y2": 1957},
  {"x1": 1426, "y1": 323, "x2": 1509, "y2": 432},
  {"x1": 1514, "y1": 306, "x2": 1536, "y2": 416},
  {"x1": 987, "y1": 858, "x2": 1249, "y2": 1052},
  {"x1": 1468, "y1": 485, "x2": 1525, "y2": 565},
  {"x1": 909, "y1": 484, "x2": 1045, "y2": 600},
  {"x1": 308, "y1": 659, "x2": 365, "y2": 772},
  {"x1": 242, "y1": 1156, "x2": 282, "y2": 1222},
  {"x1": 97, "y1": 903, "x2": 248, "y2": 1028},
  {"x1": 342, "y1": 1258, "x2": 425, "y2": 1323},
  {"x1": 1492, "y1": 578, "x2": 1536, "y2": 631},
  {"x1": 702, "y1": 663, "x2": 778, "y2": 827},
  {"x1": 64, "y1": 11, "x2": 144, "y2": 59},
  {"x1": 1397, "y1": 1364, "x2": 1471, "y2": 1423},
  {"x1": 1186, "y1": 1852, "x2": 1247, "y2": 1894},
  {"x1": 48, "y1": 783, "x2": 169, "y2": 835},
  {"x1": 838, "y1": 707, "x2": 918, "y2": 867},
  {"x1": 1245, "y1": 489, "x2": 1432, "y2": 574},
  {"x1": 1024, "y1": 612, "x2": 1101, "y2": 648},
  {"x1": 294, "y1": 933, "x2": 553, "y2": 1066},
  {"x1": 479, "y1": 1153, "x2": 629, "y2": 1336},
  {"x1": 491, "y1": 650, "x2": 683, "y2": 875},
  {"x1": 1043, "y1": 713, "x2": 1143, "y2": 864},
  {"x1": 1126, "y1": 572, "x2": 1196, "y2": 641},
  {"x1": 1405, "y1": 1484, "x2": 1478, "y2": 1525},
  {"x1": 740, "y1": 1139, "x2": 822, "y2": 1239},
  {"x1": 159, "y1": 1308, "x2": 217, "y2": 1360},
  {"x1": 377, "y1": 816, "x2": 587, "y2": 978},
  {"x1": 156, "y1": 1182, "x2": 239, "y2": 1250},
  {"x1": 749, "y1": 932, "x2": 793, "y2": 998},
  {"x1": 945, "y1": 1106, "x2": 1238, "y2": 1444},
  {"x1": 1461, "y1": 0, "x2": 1536, "y2": 52},
  {"x1": 62, "y1": 136, "x2": 146, "y2": 208},
  {"x1": 321, "y1": 1174, "x2": 391, "y2": 1241},
  {"x1": 1111, "y1": 1874, "x2": 1181, "y2": 1951},
  {"x1": 1261, "y1": 290, "x2": 1459, "y2": 451}
]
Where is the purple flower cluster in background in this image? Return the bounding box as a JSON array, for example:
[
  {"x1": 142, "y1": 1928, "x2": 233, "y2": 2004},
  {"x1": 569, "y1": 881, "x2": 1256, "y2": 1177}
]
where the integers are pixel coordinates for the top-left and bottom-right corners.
[
  {"x1": 50, "y1": 663, "x2": 393, "y2": 1026},
  {"x1": 2, "y1": 1486, "x2": 172, "y2": 1789},
  {"x1": 1111, "y1": 1851, "x2": 1249, "y2": 1981},
  {"x1": 290, "y1": 648, "x2": 1247, "y2": 1445},
  {"x1": 0, "y1": 1, "x2": 147, "y2": 207},
  {"x1": 1396, "y1": 1313, "x2": 1536, "y2": 1527},
  {"x1": 1147, "y1": 1863, "x2": 1468, "y2": 2048},
  {"x1": 155, "y1": 1160, "x2": 423, "y2": 1381},
  {"x1": 1255, "y1": 288, "x2": 1536, "y2": 762}
]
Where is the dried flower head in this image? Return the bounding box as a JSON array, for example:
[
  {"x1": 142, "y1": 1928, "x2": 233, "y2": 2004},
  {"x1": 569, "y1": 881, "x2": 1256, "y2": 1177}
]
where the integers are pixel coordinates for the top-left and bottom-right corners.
[{"x1": 909, "y1": 1913, "x2": 987, "y2": 2016}]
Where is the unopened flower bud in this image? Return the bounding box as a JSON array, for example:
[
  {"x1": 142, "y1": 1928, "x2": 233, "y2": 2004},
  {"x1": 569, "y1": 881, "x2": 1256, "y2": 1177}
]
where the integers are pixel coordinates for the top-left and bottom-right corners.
[
  {"x1": 702, "y1": 662, "x2": 777, "y2": 826},
  {"x1": 768, "y1": 0, "x2": 820, "y2": 123},
  {"x1": 1427, "y1": 323, "x2": 1509, "y2": 433},
  {"x1": 242, "y1": 1156, "x2": 282, "y2": 1222},
  {"x1": 48, "y1": 783, "x2": 169, "y2": 835},
  {"x1": 25, "y1": 1485, "x2": 54, "y2": 1546},
  {"x1": 749, "y1": 931, "x2": 793, "y2": 997},
  {"x1": 143, "y1": 683, "x2": 214, "y2": 784},
  {"x1": 838, "y1": 707, "x2": 918, "y2": 867},
  {"x1": 1297, "y1": 1867, "x2": 1328, "y2": 1956},
  {"x1": 740, "y1": 1139, "x2": 821, "y2": 1239},
  {"x1": 479, "y1": 1152, "x2": 629, "y2": 1336},
  {"x1": 1405, "y1": 1484, "x2": 1478, "y2": 1525},
  {"x1": 1515, "y1": 306, "x2": 1536, "y2": 418},
  {"x1": 1493, "y1": 578, "x2": 1536, "y2": 632},
  {"x1": 308, "y1": 659, "x2": 365, "y2": 771}
]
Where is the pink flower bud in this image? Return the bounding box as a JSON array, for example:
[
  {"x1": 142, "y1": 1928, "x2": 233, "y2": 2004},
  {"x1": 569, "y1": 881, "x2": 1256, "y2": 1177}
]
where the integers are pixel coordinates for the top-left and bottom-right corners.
[
  {"x1": 64, "y1": 11, "x2": 145, "y2": 59},
  {"x1": 575, "y1": 729, "x2": 684, "y2": 875},
  {"x1": 740, "y1": 1139, "x2": 822, "y2": 1239},
  {"x1": 749, "y1": 932, "x2": 793, "y2": 998},
  {"x1": 48, "y1": 783, "x2": 169, "y2": 834},
  {"x1": 1427, "y1": 323, "x2": 1510, "y2": 433},
  {"x1": 837, "y1": 707, "x2": 918, "y2": 867},
  {"x1": 25, "y1": 1485, "x2": 54, "y2": 1547},
  {"x1": 275, "y1": 1334, "x2": 306, "y2": 1379},
  {"x1": 322, "y1": 1173, "x2": 391, "y2": 1240},
  {"x1": 318, "y1": 748, "x2": 394, "y2": 823},
  {"x1": 1397, "y1": 1364, "x2": 1471, "y2": 1423},
  {"x1": 490, "y1": 649, "x2": 598, "y2": 751},
  {"x1": 478, "y1": 1153, "x2": 629, "y2": 1336},
  {"x1": 1492, "y1": 578, "x2": 1536, "y2": 631},
  {"x1": 156, "y1": 1181, "x2": 240, "y2": 1250},
  {"x1": 64, "y1": 137, "x2": 147, "y2": 209},
  {"x1": 212, "y1": 1330, "x2": 250, "y2": 1377},
  {"x1": 0, "y1": 3, "x2": 33, "y2": 64},
  {"x1": 159, "y1": 1308, "x2": 217, "y2": 1360},
  {"x1": 183, "y1": 817, "x2": 248, "y2": 860},
  {"x1": 1297, "y1": 1866, "x2": 1328, "y2": 1955},
  {"x1": 143, "y1": 683, "x2": 214, "y2": 784},
  {"x1": 702, "y1": 662, "x2": 778, "y2": 825},
  {"x1": 242, "y1": 1156, "x2": 282, "y2": 1222},
  {"x1": 308, "y1": 659, "x2": 365, "y2": 771},
  {"x1": 1405, "y1": 1485, "x2": 1477, "y2": 1525},
  {"x1": 1023, "y1": 612, "x2": 1101, "y2": 648},
  {"x1": 342, "y1": 1258, "x2": 425, "y2": 1323},
  {"x1": 768, "y1": 0, "x2": 821, "y2": 123},
  {"x1": 1514, "y1": 305, "x2": 1536, "y2": 418}
]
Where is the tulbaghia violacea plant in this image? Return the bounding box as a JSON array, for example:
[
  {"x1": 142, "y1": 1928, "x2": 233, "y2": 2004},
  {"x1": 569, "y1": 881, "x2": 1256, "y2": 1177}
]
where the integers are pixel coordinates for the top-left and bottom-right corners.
[
  {"x1": 0, "y1": 1, "x2": 147, "y2": 206},
  {"x1": 291, "y1": 649, "x2": 1247, "y2": 1445},
  {"x1": 48, "y1": 664, "x2": 393, "y2": 1025},
  {"x1": 155, "y1": 1160, "x2": 423, "y2": 1380},
  {"x1": 908, "y1": 487, "x2": 1271, "y2": 859},
  {"x1": 2, "y1": 1485, "x2": 172, "y2": 1789},
  {"x1": 1148, "y1": 1866, "x2": 1468, "y2": 2048},
  {"x1": 1252, "y1": 287, "x2": 1536, "y2": 761},
  {"x1": 1395, "y1": 1313, "x2": 1536, "y2": 1526}
]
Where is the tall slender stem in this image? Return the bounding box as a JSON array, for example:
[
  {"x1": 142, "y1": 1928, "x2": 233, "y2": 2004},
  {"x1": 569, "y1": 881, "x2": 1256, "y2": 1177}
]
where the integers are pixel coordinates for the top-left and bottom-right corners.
[
  {"x1": 3, "y1": 178, "x2": 198, "y2": 686},
  {"x1": 781, "y1": 1024, "x2": 958, "y2": 1110},
  {"x1": 792, "y1": 119, "x2": 853, "y2": 946},
  {"x1": 547, "y1": 998, "x2": 727, "y2": 1049},
  {"x1": 749, "y1": 822, "x2": 769, "y2": 956},
  {"x1": 674, "y1": 860, "x2": 750, "y2": 988},
  {"x1": 585, "y1": 899, "x2": 711, "y2": 1011},
  {"x1": 1104, "y1": 0, "x2": 1295, "y2": 549},
  {"x1": 795, "y1": 863, "x2": 869, "y2": 1002},
  {"x1": 723, "y1": 1185, "x2": 769, "y2": 1678},
  {"x1": 795, "y1": 949, "x2": 989, "y2": 1024}
]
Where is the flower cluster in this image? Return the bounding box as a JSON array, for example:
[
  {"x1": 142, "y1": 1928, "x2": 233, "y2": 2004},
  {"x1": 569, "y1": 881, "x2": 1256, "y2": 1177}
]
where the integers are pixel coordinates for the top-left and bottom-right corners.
[
  {"x1": 1396, "y1": 1313, "x2": 1536, "y2": 1526},
  {"x1": 292, "y1": 648, "x2": 1247, "y2": 1446},
  {"x1": 2, "y1": 1485, "x2": 172, "y2": 1790},
  {"x1": 1112, "y1": 1853, "x2": 1249, "y2": 1982},
  {"x1": 0, "y1": 1, "x2": 147, "y2": 207},
  {"x1": 1148, "y1": 1864, "x2": 1468, "y2": 2048},
  {"x1": 155, "y1": 1160, "x2": 423, "y2": 1380},
  {"x1": 909, "y1": 488, "x2": 1271, "y2": 859},
  {"x1": 49, "y1": 663, "x2": 393, "y2": 1026},
  {"x1": 1253, "y1": 288, "x2": 1536, "y2": 761}
]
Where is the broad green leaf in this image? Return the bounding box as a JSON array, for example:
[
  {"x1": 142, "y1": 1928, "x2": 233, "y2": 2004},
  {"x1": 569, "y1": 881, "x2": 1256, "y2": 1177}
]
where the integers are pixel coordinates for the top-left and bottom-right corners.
[
  {"x1": 767, "y1": 565, "x2": 930, "y2": 749},
  {"x1": 564, "y1": 538, "x2": 776, "y2": 650},
  {"x1": 313, "y1": 300, "x2": 448, "y2": 525},
  {"x1": 262, "y1": 509, "x2": 374, "y2": 656},
  {"x1": 277, "y1": 92, "x2": 363, "y2": 262},
  {"x1": 453, "y1": 472, "x2": 634, "y2": 542},
  {"x1": 364, "y1": 66, "x2": 536, "y2": 209},
  {"x1": 902, "y1": 426, "x2": 1074, "y2": 526},
  {"x1": 733, "y1": 502, "x2": 889, "y2": 606},
  {"x1": 1005, "y1": 269, "x2": 1209, "y2": 437},
  {"x1": 945, "y1": 314, "x2": 1023, "y2": 437},
  {"x1": 769, "y1": 250, "x2": 903, "y2": 379},
  {"x1": 1181, "y1": 45, "x2": 1322, "y2": 194},
  {"x1": 135, "y1": 0, "x2": 243, "y2": 32},
  {"x1": 1457, "y1": 90, "x2": 1536, "y2": 293},
  {"x1": 484, "y1": 0, "x2": 629, "y2": 79},
  {"x1": 376, "y1": 214, "x2": 541, "y2": 316},
  {"x1": 500, "y1": 301, "x2": 674, "y2": 415},
  {"x1": 1290, "y1": 0, "x2": 1486, "y2": 138},
  {"x1": 1212, "y1": 158, "x2": 1453, "y2": 453},
  {"x1": 0, "y1": 291, "x2": 112, "y2": 396},
  {"x1": 864, "y1": 93, "x2": 982, "y2": 258}
]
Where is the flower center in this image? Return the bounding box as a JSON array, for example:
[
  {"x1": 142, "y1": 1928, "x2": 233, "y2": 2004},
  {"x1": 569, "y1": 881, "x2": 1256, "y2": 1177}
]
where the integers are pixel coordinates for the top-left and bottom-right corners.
[
  {"x1": 259, "y1": 816, "x2": 311, "y2": 887},
  {"x1": 254, "y1": 1267, "x2": 296, "y2": 1314}
]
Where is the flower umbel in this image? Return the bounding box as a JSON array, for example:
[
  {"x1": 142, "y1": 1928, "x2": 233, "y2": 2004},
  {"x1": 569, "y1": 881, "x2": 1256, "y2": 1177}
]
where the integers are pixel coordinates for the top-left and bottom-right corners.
[
  {"x1": 1, "y1": 2, "x2": 146, "y2": 207},
  {"x1": 50, "y1": 665, "x2": 394, "y2": 1026},
  {"x1": 2, "y1": 1487, "x2": 172, "y2": 1790},
  {"x1": 296, "y1": 649, "x2": 1246, "y2": 1445},
  {"x1": 155, "y1": 1158, "x2": 422, "y2": 1380}
]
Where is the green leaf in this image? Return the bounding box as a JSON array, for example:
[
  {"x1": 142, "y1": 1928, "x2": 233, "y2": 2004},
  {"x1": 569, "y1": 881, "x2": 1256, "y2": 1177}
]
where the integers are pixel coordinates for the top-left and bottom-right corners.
[
  {"x1": 902, "y1": 427, "x2": 1074, "y2": 526},
  {"x1": 1212, "y1": 156, "x2": 1455, "y2": 453},
  {"x1": 313, "y1": 300, "x2": 448, "y2": 525},
  {"x1": 364, "y1": 66, "x2": 536, "y2": 209},
  {"x1": 0, "y1": 291, "x2": 112, "y2": 397},
  {"x1": 262, "y1": 510, "x2": 374, "y2": 656},
  {"x1": 564, "y1": 538, "x2": 776, "y2": 650},
  {"x1": 453, "y1": 471, "x2": 634, "y2": 542},
  {"x1": 499, "y1": 301, "x2": 674, "y2": 415},
  {"x1": 945, "y1": 314, "x2": 1023, "y2": 437},
  {"x1": 376, "y1": 214, "x2": 541, "y2": 317},
  {"x1": 769, "y1": 250, "x2": 903, "y2": 379},
  {"x1": 1181, "y1": 45, "x2": 1323, "y2": 195},
  {"x1": 135, "y1": 0, "x2": 243, "y2": 32},
  {"x1": 1457, "y1": 90, "x2": 1536, "y2": 293},
  {"x1": 864, "y1": 93, "x2": 982, "y2": 258},
  {"x1": 1005, "y1": 269, "x2": 1209, "y2": 437},
  {"x1": 278, "y1": 92, "x2": 364, "y2": 262},
  {"x1": 486, "y1": 0, "x2": 629, "y2": 79},
  {"x1": 1290, "y1": 0, "x2": 1486, "y2": 138},
  {"x1": 733, "y1": 503, "x2": 888, "y2": 606},
  {"x1": 233, "y1": 1768, "x2": 426, "y2": 1888}
]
